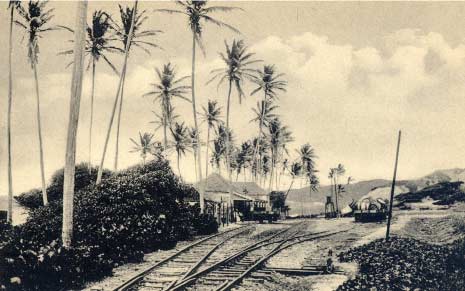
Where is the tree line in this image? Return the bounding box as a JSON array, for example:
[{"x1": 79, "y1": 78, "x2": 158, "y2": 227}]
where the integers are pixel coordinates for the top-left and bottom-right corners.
[{"x1": 5, "y1": 0, "x2": 327, "y2": 247}]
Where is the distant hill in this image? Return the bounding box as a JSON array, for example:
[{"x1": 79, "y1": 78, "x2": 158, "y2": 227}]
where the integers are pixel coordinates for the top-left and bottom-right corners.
[
  {"x1": 287, "y1": 179, "x2": 391, "y2": 215},
  {"x1": 286, "y1": 167, "x2": 465, "y2": 216}
]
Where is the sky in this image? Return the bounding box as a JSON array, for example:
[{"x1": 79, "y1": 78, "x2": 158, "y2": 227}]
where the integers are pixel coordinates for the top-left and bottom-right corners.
[{"x1": 2, "y1": 1, "x2": 465, "y2": 194}]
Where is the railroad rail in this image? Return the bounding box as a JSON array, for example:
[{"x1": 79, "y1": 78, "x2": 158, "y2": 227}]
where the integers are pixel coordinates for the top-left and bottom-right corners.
[
  {"x1": 169, "y1": 226, "x2": 350, "y2": 291},
  {"x1": 112, "y1": 225, "x2": 252, "y2": 291}
]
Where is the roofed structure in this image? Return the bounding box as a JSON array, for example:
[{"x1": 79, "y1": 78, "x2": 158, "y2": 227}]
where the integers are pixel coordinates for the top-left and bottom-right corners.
[{"x1": 194, "y1": 174, "x2": 266, "y2": 203}]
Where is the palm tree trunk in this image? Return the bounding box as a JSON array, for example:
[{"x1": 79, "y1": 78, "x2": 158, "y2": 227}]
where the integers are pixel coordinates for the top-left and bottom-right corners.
[
  {"x1": 88, "y1": 58, "x2": 96, "y2": 173},
  {"x1": 193, "y1": 151, "x2": 198, "y2": 180},
  {"x1": 62, "y1": 0, "x2": 88, "y2": 248},
  {"x1": 32, "y1": 63, "x2": 48, "y2": 206},
  {"x1": 192, "y1": 32, "x2": 205, "y2": 213},
  {"x1": 177, "y1": 152, "x2": 181, "y2": 178},
  {"x1": 253, "y1": 93, "x2": 267, "y2": 182},
  {"x1": 334, "y1": 175, "x2": 339, "y2": 216},
  {"x1": 205, "y1": 127, "x2": 210, "y2": 179},
  {"x1": 225, "y1": 80, "x2": 233, "y2": 209},
  {"x1": 163, "y1": 114, "x2": 168, "y2": 151},
  {"x1": 7, "y1": 5, "x2": 14, "y2": 223},
  {"x1": 114, "y1": 69, "x2": 127, "y2": 171},
  {"x1": 96, "y1": 0, "x2": 138, "y2": 184}
]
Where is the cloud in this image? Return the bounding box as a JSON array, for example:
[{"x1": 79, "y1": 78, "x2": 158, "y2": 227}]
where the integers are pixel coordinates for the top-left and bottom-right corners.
[{"x1": 2, "y1": 28, "x2": 465, "y2": 195}]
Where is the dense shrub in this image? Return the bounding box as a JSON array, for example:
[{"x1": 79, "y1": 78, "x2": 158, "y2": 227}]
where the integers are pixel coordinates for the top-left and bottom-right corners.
[
  {"x1": 192, "y1": 212, "x2": 219, "y2": 235},
  {"x1": 14, "y1": 163, "x2": 112, "y2": 209},
  {"x1": 337, "y1": 237, "x2": 463, "y2": 291},
  {"x1": 0, "y1": 159, "x2": 216, "y2": 291}
]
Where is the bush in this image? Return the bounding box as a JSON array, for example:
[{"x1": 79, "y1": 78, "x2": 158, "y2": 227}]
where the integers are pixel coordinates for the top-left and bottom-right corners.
[
  {"x1": 0, "y1": 159, "x2": 215, "y2": 291},
  {"x1": 192, "y1": 212, "x2": 219, "y2": 235},
  {"x1": 14, "y1": 163, "x2": 112, "y2": 209},
  {"x1": 337, "y1": 237, "x2": 459, "y2": 291}
]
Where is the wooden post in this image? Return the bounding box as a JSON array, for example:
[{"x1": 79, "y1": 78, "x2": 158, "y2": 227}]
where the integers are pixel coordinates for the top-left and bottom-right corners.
[{"x1": 386, "y1": 130, "x2": 402, "y2": 241}]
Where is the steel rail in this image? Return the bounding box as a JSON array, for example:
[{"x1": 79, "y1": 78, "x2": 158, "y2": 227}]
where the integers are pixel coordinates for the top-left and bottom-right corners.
[
  {"x1": 167, "y1": 222, "x2": 308, "y2": 291},
  {"x1": 112, "y1": 225, "x2": 250, "y2": 291},
  {"x1": 217, "y1": 228, "x2": 352, "y2": 291}
]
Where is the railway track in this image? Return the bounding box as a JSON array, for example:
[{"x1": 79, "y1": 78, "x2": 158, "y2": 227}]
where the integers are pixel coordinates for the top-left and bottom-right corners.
[
  {"x1": 116, "y1": 222, "x2": 302, "y2": 291},
  {"x1": 112, "y1": 225, "x2": 252, "y2": 291},
  {"x1": 116, "y1": 221, "x2": 350, "y2": 291},
  {"x1": 169, "y1": 225, "x2": 351, "y2": 291}
]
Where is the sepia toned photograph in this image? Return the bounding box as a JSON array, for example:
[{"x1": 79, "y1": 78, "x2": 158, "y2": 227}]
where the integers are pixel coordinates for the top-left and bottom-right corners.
[{"x1": 1, "y1": 0, "x2": 465, "y2": 290}]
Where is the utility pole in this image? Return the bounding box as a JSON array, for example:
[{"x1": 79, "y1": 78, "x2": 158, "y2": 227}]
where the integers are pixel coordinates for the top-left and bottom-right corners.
[{"x1": 386, "y1": 130, "x2": 402, "y2": 241}]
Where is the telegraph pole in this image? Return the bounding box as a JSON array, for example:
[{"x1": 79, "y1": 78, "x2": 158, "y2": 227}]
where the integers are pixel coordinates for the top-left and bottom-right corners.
[{"x1": 386, "y1": 130, "x2": 402, "y2": 241}]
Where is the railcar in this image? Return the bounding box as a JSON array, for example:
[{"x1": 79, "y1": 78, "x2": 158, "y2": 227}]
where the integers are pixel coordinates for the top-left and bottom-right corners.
[
  {"x1": 354, "y1": 198, "x2": 388, "y2": 222},
  {"x1": 234, "y1": 200, "x2": 279, "y2": 223}
]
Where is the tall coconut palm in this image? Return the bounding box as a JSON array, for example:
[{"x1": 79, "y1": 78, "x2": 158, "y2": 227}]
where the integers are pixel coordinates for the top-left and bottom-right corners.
[
  {"x1": 130, "y1": 132, "x2": 156, "y2": 165},
  {"x1": 113, "y1": 3, "x2": 162, "y2": 171},
  {"x1": 298, "y1": 143, "x2": 318, "y2": 207},
  {"x1": 16, "y1": 0, "x2": 64, "y2": 205},
  {"x1": 250, "y1": 65, "x2": 287, "y2": 181},
  {"x1": 143, "y1": 63, "x2": 190, "y2": 151},
  {"x1": 334, "y1": 163, "x2": 346, "y2": 215},
  {"x1": 284, "y1": 161, "x2": 302, "y2": 200},
  {"x1": 267, "y1": 117, "x2": 293, "y2": 191},
  {"x1": 6, "y1": 0, "x2": 21, "y2": 223},
  {"x1": 201, "y1": 99, "x2": 222, "y2": 180},
  {"x1": 328, "y1": 168, "x2": 336, "y2": 202},
  {"x1": 85, "y1": 11, "x2": 119, "y2": 172},
  {"x1": 96, "y1": 0, "x2": 138, "y2": 184},
  {"x1": 170, "y1": 122, "x2": 191, "y2": 178},
  {"x1": 62, "y1": 0, "x2": 88, "y2": 248},
  {"x1": 60, "y1": 10, "x2": 121, "y2": 173},
  {"x1": 211, "y1": 138, "x2": 224, "y2": 174},
  {"x1": 149, "y1": 107, "x2": 179, "y2": 151},
  {"x1": 155, "y1": 1, "x2": 241, "y2": 213},
  {"x1": 208, "y1": 39, "x2": 259, "y2": 204},
  {"x1": 188, "y1": 127, "x2": 200, "y2": 180},
  {"x1": 238, "y1": 140, "x2": 253, "y2": 181},
  {"x1": 306, "y1": 173, "x2": 320, "y2": 216}
]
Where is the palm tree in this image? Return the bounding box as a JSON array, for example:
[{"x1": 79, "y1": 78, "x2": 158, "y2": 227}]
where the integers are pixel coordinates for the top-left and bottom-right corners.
[
  {"x1": 251, "y1": 65, "x2": 287, "y2": 181},
  {"x1": 208, "y1": 39, "x2": 259, "y2": 205},
  {"x1": 6, "y1": 0, "x2": 21, "y2": 223},
  {"x1": 96, "y1": 0, "x2": 138, "y2": 184},
  {"x1": 62, "y1": 0, "x2": 88, "y2": 248},
  {"x1": 328, "y1": 168, "x2": 336, "y2": 203},
  {"x1": 306, "y1": 173, "x2": 320, "y2": 216},
  {"x1": 130, "y1": 132, "x2": 156, "y2": 165},
  {"x1": 16, "y1": 0, "x2": 63, "y2": 205},
  {"x1": 113, "y1": 3, "x2": 162, "y2": 171},
  {"x1": 188, "y1": 127, "x2": 201, "y2": 180},
  {"x1": 267, "y1": 117, "x2": 293, "y2": 191},
  {"x1": 284, "y1": 161, "x2": 302, "y2": 200},
  {"x1": 155, "y1": 1, "x2": 241, "y2": 213},
  {"x1": 238, "y1": 140, "x2": 253, "y2": 181},
  {"x1": 60, "y1": 10, "x2": 120, "y2": 173},
  {"x1": 149, "y1": 107, "x2": 179, "y2": 152},
  {"x1": 211, "y1": 138, "x2": 224, "y2": 174},
  {"x1": 201, "y1": 99, "x2": 222, "y2": 180},
  {"x1": 143, "y1": 63, "x2": 190, "y2": 151},
  {"x1": 334, "y1": 163, "x2": 346, "y2": 215},
  {"x1": 298, "y1": 143, "x2": 318, "y2": 211},
  {"x1": 170, "y1": 122, "x2": 191, "y2": 178},
  {"x1": 85, "y1": 11, "x2": 119, "y2": 172}
]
